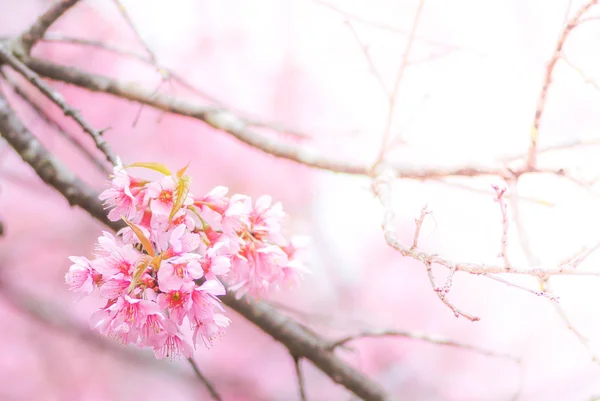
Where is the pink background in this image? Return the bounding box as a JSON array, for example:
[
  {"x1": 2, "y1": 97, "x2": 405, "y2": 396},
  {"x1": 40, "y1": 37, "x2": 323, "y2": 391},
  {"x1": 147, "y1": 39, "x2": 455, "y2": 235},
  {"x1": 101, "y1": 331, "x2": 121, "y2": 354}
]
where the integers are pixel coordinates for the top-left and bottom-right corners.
[{"x1": 2, "y1": 0, "x2": 600, "y2": 400}]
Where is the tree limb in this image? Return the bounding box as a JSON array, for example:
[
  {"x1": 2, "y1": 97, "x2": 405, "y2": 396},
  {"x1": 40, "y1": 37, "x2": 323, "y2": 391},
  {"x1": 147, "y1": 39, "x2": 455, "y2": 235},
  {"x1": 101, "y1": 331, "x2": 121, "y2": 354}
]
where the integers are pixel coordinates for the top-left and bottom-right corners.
[
  {"x1": 0, "y1": 89, "x2": 115, "y2": 228},
  {"x1": 0, "y1": 89, "x2": 395, "y2": 401},
  {"x1": 10, "y1": 56, "x2": 571, "y2": 181},
  {"x1": 14, "y1": 0, "x2": 80, "y2": 55}
]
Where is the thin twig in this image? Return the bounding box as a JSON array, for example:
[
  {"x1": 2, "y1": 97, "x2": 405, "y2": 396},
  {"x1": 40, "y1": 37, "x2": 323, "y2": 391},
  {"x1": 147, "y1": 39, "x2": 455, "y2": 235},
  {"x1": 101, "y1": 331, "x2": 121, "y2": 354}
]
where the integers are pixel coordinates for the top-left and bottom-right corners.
[
  {"x1": 293, "y1": 356, "x2": 308, "y2": 401},
  {"x1": 482, "y1": 274, "x2": 558, "y2": 302},
  {"x1": 327, "y1": 329, "x2": 518, "y2": 361},
  {"x1": 345, "y1": 21, "x2": 389, "y2": 98},
  {"x1": 426, "y1": 262, "x2": 479, "y2": 321},
  {"x1": 313, "y1": 0, "x2": 458, "y2": 50},
  {"x1": 187, "y1": 358, "x2": 223, "y2": 401},
  {"x1": 39, "y1": 34, "x2": 311, "y2": 138},
  {"x1": 0, "y1": 44, "x2": 118, "y2": 166},
  {"x1": 492, "y1": 185, "x2": 511, "y2": 268},
  {"x1": 562, "y1": 55, "x2": 600, "y2": 92},
  {"x1": 527, "y1": 0, "x2": 598, "y2": 169},
  {"x1": 411, "y1": 205, "x2": 430, "y2": 250},
  {"x1": 0, "y1": 69, "x2": 110, "y2": 175},
  {"x1": 14, "y1": 0, "x2": 80, "y2": 55},
  {"x1": 546, "y1": 281, "x2": 600, "y2": 367},
  {"x1": 0, "y1": 89, "x2": 115, "y2": 228},
  {"x1": 111, "y1": 0, "x2": 161, "y2": 71},
  {"x1": 375, "y1": 0, "x2": 426, "y2": 165},
  {"x1": 559, "y1": 240, "x2": 600, "y2": 268}
]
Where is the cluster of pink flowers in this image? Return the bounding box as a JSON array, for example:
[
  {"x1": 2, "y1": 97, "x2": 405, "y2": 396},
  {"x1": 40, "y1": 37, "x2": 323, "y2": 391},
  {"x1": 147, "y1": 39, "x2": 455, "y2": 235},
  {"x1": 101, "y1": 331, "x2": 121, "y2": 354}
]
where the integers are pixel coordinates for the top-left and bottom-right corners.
[{"x1": 65, "y1": 161, "x2": 307, "y2": 359}]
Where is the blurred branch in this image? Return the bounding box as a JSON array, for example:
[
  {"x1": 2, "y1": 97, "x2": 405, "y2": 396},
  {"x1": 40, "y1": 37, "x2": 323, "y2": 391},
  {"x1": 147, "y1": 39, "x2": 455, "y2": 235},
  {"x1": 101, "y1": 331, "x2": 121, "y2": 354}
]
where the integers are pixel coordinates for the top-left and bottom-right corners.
[
  {"x1": 563, "y1": 55, "x2": 600, "y2": 92},
  {"x1": 313, "y1": 0, "x2": 460, "y2": 50},
  {"x1": 0, "y1": 90, "x2": 115, "y2": 227},
  {"x1": 111, "y1": 0, "x2": 160, "y2": 69},
  {"x1": 0, "y1": 274, "x2": 191, "y2": 378},
  {"x1": 375, "y1": 0, "x2": 425, "y2": 165},
  {"x1": 187, "y1": 358, "x2": 223, "y2": 401},
  {"x1": 40, "y1": 34, "x2": 311, "y2": 139},
  {"x1": 13, "y1": 0, "x2": 80, "y2": 55},
  {"x1": 222, "y1": 291, "x2": 394, "y2": 401},
  {"x1": 327, "y1": 329, "x2": 518, "y2": 361},
  {"x1": 0, "y1": 44, "x2": 118, "y2": 166},
  {"x1": 527, "y1": 0, "x2": 598, "y2": 169},
  {"x1": 293, "y1": 355, "x2": 308, "y2": 401},
  {"x1": 0, "y1": 89, "x2": 395, "y2": 401},
  {"x1": 4, "y1": 56, "x2": 571, "y2": 180},
  {"x1": 492, "y1": 185, "x2": 511, "y2": 268},
  {"x1": 371, "y1": 166, "x2": 598, "y2": 319},
  {"x1": 0, "y1": 69, "x2": 110, "y2": 175}
]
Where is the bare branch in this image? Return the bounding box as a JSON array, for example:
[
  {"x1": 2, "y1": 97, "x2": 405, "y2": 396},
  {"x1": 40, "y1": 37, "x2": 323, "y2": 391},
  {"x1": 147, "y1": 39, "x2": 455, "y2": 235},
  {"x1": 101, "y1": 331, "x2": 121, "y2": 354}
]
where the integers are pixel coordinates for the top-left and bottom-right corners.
[
  {"x1": 327, "y1": 329, "x2": 518, "y2": 361},
  {"x1": 0, "y1": 69, "x2": 110, "y2": 175},
  {"x1": 527, "y1": 0, "x2": 598, "y2": 169},
  {"x1": 345, "y1": 21, "x2": 389, "y2": 98},
  {"x1": 14, "y1": 0, "x2": 80, "y2": 55},
  {"x1": 562, "y1": 55, "x2": 600, "y2": 92},
  {"x1": 0, "y1": 274, "x2": 188, "y2": 378},
  {"x1": 0, "y1": 44, "x2": 118, "y2": 166},
  {"x1": 187, "y1": 358, "x2": 223, "y2": 401},
  {"x1": 313, "y1": 0, "x2": 459, "y2": 50},
  {"x1": 0, "y1": 89, "x2": 395, "y2": 401},
  {"x1": 492, "y1": 185, "x2": 511, "y2": 268},
  {"x1": 222, "y1": 292, "x2": 394, "y2": 401},
  {"x1": 482, "y1": 274, "x2": 558, "y2": 302},
  {"x1": 376, "y1": 0, "x2": 426, "y2": 165},
  {"x1": 0, "y1": 90, "x2": 116, "y2": 229},
  {"x1": 40, "y1": 34, "x2": 311, "y2": 139},
  {"x1": 426, "y1": 262, "x2": 479, "y2": 321},
  {"x1": 293, "y1": 356, "x2": 308, "y2": 401},
  {"x1": 15, "y1": 56, "x2": 574, "y2": 181},
  {"x1": 411, "y1": 205, "x2": 430, "y2": 250},
  {"x1": 111, "y1": 0, "x2": 160, "y2": 69},
  {"x1": 371, "y1": 166, "x2": 599, "y2": 318}
]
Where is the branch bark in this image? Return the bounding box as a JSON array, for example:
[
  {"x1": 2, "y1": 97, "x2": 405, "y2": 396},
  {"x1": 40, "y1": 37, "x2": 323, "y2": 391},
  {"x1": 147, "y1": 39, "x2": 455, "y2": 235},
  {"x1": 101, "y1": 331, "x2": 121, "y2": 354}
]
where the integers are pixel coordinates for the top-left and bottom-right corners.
[
  {"x1": 0, "y1": 90, "x2": 395, "y2": 401},
  {"x1": 11, "y1": 56, "x2": 568, "y2": 181},
  {"x1": 14, "y1": 0, "x2": 80, "y2": 55},
  {"x1": 0, "y1": 90, "x2": 115, "y2": 228}
]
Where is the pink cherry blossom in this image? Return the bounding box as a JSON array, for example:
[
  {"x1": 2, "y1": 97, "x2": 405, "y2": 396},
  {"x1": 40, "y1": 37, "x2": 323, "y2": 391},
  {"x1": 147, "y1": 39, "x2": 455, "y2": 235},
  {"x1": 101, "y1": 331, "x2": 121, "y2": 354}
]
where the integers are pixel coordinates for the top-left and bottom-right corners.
[
  {"x1": 65, "y1": 256, "x2": 99, "y2": 294},
  {"x1": 157, "y1": 285, "x2": 193, "y2": 325},
  {"x1": 157, "y1": 254, "x2": 204, "y2": 292},
  {"x1": 199, "y1": 242, "x2": 231, "y2": 281},
  {"x1": 99, "y1": 167, "x2": 146, "y2": 222},
  {"x1": 67, "y1": 162, "x2": 308, "y2": 359},
  {"x1": 188, "y1": 280, "x2": 228, "y2": 347},
  {"x1": 249, "y1": 195, "x2": 285, "y2": 244},
  {"x1": 153, "y1": 321, "x2": 194, "y2": 360},
  {"x1": 168, "y1": 224, "x2": 200, "y2": 255}
]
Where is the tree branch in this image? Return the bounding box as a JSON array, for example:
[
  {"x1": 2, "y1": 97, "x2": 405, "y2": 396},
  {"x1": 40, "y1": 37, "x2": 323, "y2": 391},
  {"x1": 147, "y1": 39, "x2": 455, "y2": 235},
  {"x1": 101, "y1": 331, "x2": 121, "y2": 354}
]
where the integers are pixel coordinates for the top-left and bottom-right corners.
[
  {"x1": 0, "y1": 89, "x2": 395, "y2": 401},
  {"x1": 0, "y1": 44, "x2": 118, "y2": 166},
  {"x1": 527, "y1": 0, "x2": 598, "y2": 168},
  {"x1": 12, "y1": 56, "x2": 572, "y2": 180},
  {"x1": 0, "y1": 89, "x2": 115, "y2": 228},
  {"x1": 0, "y1": 69, "x2": 110, "y2": 175},
  {"x1": 14, "y1": 0, "x2": 80, "y2": 55}
]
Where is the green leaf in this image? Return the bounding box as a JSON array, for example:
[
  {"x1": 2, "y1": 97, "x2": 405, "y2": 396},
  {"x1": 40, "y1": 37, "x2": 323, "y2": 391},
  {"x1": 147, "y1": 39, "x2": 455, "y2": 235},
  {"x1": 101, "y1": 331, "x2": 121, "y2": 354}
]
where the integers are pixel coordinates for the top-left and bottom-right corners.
[
  {"x1": 122, "y1": 217, "x2": 155, "y2": 257},
  {"x1": 169, "y1": 175, "x2": 191, "y2": 222},
  {"x1": 126, "y1": 162, "x2": 172, "y2": 176},
  {"x1": 128, "y1": 255, "x2": 152, "y2": 293},
  {"x1": 176, "y1": 162, "x2": 191, "y2": 178}
]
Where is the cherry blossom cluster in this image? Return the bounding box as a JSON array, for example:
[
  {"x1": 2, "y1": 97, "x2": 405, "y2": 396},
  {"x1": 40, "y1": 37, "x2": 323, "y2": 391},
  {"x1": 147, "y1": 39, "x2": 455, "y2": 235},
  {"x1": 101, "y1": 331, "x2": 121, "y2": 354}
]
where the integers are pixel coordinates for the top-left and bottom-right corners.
[{"x1": 65, "y1": 161, "x2": 307, "y2": 359}]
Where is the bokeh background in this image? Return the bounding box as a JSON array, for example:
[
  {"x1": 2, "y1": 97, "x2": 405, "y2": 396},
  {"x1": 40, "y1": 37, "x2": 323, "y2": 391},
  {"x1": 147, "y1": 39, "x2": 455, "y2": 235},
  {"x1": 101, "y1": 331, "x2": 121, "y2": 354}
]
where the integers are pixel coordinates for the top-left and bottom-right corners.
[{"x1": 2, "y1": 0, "x2": 600, "y2": 400}]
